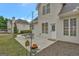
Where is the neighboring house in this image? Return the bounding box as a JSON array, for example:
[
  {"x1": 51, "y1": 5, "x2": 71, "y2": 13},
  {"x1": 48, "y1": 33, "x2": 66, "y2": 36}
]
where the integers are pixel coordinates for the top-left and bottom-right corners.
[
  {"x1": 34, "y1": 3, "x2": 79, "y2": 44},
  {"x1": 15, "y1": 19, "x2": 30, "y2": 33},
  {"x1": 7, "y1": 18, "x2": 30, "y2": 33},
  {"x1": 7, "y1": 20, "x2": 12, "y2": 33},
  {"x1": 7, "y1": 17, "x2": 15, "y2": 33}
]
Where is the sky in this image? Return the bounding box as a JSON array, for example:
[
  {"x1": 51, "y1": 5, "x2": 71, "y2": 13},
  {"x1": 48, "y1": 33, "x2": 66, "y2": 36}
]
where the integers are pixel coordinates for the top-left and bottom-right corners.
[{"x1": 0, "y1": 3, "x2": 38, "y2": 22}]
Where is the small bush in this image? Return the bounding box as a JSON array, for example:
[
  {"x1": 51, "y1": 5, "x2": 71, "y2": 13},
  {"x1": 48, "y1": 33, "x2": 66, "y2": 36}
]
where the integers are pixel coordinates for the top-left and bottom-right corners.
[
  {"x1": 25, "y1": 40, "x2": 30, "y2": 47},
  {"x1": 26, "y1": 30, "x2": 32, "y2": 33},
  {"x1": 20, "y1": 30, "x2": 32, "y2": 34},
  {"x1": 20, "y1": 31, "x2": 24, "y2": 34},
  {"x1": 14, "y1": 24, "x2": 18, "y2": 34}
]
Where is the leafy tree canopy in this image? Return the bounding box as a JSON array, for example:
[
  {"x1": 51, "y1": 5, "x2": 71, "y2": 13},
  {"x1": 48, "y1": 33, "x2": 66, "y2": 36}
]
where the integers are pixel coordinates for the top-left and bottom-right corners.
[{"x1": 0, "y1": 16, "x2": 9, "y2": 30}]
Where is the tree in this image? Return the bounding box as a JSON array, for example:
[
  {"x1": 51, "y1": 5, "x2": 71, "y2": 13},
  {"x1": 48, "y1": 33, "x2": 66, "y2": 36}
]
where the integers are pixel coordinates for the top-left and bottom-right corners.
[
  {"x1": 0, "y1": 16, "x2": 8, "y2": 30},
  {"x1": 25, "y1": 40, "x2": 30, "y2": 47}
]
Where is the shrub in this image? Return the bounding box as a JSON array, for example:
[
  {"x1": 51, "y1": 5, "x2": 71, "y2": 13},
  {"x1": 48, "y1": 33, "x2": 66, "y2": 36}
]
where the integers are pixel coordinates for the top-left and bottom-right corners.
[
  {"x1": 25, "y1": 40, "x2": 30, "y2": 47},
  {"x1": 20, "y1": 31, "x2": 24, "y2": 34},
  {"x1": 20, "y1": 30, "x2": 32, "y2": 34},
  {"x1": 26, "y1": 30, "x2": 32, "y2": 33},
  {"x1": 14, "y1": 24, "x2": 18, "y2": 34}
]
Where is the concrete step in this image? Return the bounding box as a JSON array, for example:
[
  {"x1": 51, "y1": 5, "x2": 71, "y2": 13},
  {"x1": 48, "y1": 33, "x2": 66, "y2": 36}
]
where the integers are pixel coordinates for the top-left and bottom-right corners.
[{"x1": 48, "y1": 39, "x2": 56, "y2": 41}]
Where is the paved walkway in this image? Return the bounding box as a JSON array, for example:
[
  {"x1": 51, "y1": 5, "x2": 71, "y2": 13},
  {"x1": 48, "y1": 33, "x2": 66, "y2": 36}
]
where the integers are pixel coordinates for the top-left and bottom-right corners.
[
  {"x1": 36, "y1": 41, "x2": 79, "y2": 56},
  {"x1": 15, "y1": 34, "x2": 56, "y2": 53},
  {"x1": 15, "y1": 35, "x2": 30, "y2": 51}
]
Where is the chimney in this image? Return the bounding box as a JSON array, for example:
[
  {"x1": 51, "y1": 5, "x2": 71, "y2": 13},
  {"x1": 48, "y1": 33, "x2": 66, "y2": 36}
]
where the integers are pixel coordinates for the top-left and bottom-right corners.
[
  {"x1": 11, "y1": 17, "x2": 15, "y2": 34},
  {"x1": 12, "y1": 17, "x2": 15, "y2": 20}
]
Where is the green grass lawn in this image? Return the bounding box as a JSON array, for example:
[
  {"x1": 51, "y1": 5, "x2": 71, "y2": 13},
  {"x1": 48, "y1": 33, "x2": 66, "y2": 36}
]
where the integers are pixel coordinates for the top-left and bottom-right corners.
[{"x1": 0, "y1": 34, "x2": 29, "y2": 56}]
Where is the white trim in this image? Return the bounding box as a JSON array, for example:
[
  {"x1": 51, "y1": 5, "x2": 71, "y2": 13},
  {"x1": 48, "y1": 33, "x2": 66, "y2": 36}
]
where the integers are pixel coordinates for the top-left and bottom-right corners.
[
  {"x1": 69, "y1": 18, "x2": 70, "y2": 37},
  {"x1": 63, "y1": 17, "x2": 77, "y2": 37},
  {"x1": 59, "y1": 10, "x2": 79, "y2": 18}
]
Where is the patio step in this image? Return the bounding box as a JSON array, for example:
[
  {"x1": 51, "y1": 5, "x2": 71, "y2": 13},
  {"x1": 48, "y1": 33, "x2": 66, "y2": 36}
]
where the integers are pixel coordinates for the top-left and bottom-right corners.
[{"x1": 48, "y1": 39, "x2": 56, "y2": 41}]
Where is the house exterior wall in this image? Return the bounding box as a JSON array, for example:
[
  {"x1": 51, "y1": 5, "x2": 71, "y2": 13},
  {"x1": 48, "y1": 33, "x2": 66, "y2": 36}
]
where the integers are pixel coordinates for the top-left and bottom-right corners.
[
  {"x1": 57, "y1": 15, "x2": 79, "y2": 44},
  {"x1": 16, "y1": 23, "x2": 30, "y2": 33},
  {"x1": 37, "y1": 3, "x2": 62, "y2": 40},
  {"x1": 12, "y1": 19, "x2": 15, "y2": 33},
  {"x1": 37, "y1": 3, "x2": 79, "y2": 44},
  {"x1": 7, "y1": 21, "x2": 12, "y2": 33},
  {"x1": 32, "y1": 23, "x2": 40, "y2": 39},
  {"x1": 7, "y1": 18, "x2": 15, "y2": 33},
  {"x1": 7, "y1": 20, "x2": 30, "y2": 33}
]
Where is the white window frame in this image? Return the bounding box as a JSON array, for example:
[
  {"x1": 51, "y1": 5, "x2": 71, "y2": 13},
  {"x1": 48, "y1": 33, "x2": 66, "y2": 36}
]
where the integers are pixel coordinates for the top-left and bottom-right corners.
[
  {"x1": 70, "y1": 18, "x2": 76, "y2": 36},
  {"x1": 63, "y1": 19, "x2": 69, "y2": 36},
  {"x1": 42, "y1": 22, "x2": 48, "y2": 33},
  {"x1": 42, "y1": 4, "x2": 50, "y2": 15},
  {"x1": 63, "y1": 18, "x2": 77, "y2": 36}
]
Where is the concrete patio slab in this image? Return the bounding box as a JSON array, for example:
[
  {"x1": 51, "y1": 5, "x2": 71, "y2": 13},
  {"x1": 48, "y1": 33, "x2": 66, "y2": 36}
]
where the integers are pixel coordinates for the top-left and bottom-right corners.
[
  {"x1": 15, "y1": 34, "x2": 56, "y2": 53},
  {"x1": 36, "y1": 41, "x2": 79, "y2": 56}
]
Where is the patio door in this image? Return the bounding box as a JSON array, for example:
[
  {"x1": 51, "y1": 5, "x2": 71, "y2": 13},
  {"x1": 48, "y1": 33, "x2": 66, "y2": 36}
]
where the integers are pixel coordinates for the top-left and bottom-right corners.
[{"x1": 51, "y1": 24, "x2": 56, "y2": 39}]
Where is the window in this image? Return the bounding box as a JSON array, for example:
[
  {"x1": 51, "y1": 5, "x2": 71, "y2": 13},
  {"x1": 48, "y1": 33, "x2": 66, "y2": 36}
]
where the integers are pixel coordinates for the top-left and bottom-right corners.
[
  {"x1": 52, "y1": 24, "x2": 55, "y2": 31},
  {"x1": 64, "y1": 19, "x2": 69, "y2": 35},
  {"x1": 63, "y1": 18, "x2": 76, "y2": 36},
  {"x1": 42, "y1": 6, "x2": 45, "y2": 15},
  {"x1": 42, "y1": 23, "x2": 44, "y2": 33},
  {"x1": 70, "y1": 18, "x2": 76, "y2": 36},
  {"x1": 42, "y1": 23, "x2": 48, "y2": 33},
  {"x1": 47, "y1": 4, "x2": 50, "y2": 13},
  {"x1": 45, "y1": 23, "x2": 48, "y2": 33},
  {"x1": 30, "y1": 24, "x2": 34, "y2": 30},
  {"x1": 32, "y1": 25, "x2": 34, "y2": 30},
  {"x1": 42, "y1": 4, "x2": 50, "y2": 15}
]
